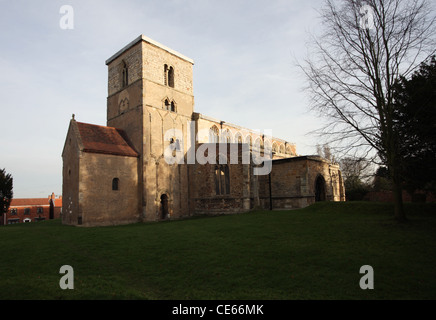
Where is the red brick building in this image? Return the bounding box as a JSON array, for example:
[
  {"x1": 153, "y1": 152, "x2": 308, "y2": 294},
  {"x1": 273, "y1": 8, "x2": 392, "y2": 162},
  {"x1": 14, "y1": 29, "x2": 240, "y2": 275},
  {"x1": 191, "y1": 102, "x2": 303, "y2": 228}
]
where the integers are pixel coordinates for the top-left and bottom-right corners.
[{"x1": 2, "y1": 193, "x2": 62, "y2": 225}]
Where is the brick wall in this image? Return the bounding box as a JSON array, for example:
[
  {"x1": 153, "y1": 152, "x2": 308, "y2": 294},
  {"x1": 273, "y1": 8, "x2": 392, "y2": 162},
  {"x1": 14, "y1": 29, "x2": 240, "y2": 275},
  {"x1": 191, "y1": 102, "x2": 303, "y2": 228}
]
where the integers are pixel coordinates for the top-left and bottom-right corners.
[
  {"x1": 4, "y1": 196, "x2": 62, "y2": 225},
  {"x1": 365, "y1": 190, "x2": 436, "y2": 203}
]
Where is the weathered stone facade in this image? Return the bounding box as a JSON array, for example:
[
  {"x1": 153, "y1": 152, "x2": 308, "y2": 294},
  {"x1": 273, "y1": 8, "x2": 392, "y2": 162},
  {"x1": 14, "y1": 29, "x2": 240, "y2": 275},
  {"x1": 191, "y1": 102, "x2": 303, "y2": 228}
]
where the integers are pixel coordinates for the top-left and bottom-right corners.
[
  {"x1": 258, "y1": 156, "x2": 345, "y2": 210},
  {"x1": 62, "y1": 120, "x2": 140, "y2": 226},
  {"x1": 62, "y1": 35, "x2": 345, "y2": 227}
]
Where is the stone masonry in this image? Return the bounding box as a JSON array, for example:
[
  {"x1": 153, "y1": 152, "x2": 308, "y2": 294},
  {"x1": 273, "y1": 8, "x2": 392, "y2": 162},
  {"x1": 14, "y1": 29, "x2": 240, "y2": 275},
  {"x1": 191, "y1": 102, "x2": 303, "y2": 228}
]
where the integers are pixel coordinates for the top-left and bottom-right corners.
[{"x1": 62, "y1": 35, "x2": 345, "y2": 227}]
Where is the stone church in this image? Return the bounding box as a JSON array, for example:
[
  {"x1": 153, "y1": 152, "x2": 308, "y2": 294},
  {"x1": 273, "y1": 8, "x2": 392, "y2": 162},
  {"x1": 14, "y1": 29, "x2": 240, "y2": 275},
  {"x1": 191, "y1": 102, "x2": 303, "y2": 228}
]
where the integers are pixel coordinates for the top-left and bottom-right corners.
[{"x1": 62, "y1": 35, "x2": 345, "y2": 227}]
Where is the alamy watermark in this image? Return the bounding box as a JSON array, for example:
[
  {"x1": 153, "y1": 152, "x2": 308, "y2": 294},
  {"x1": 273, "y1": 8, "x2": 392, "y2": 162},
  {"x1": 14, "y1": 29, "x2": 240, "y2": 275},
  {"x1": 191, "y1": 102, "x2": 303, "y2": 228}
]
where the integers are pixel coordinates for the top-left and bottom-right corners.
[
  {"x1": 359, "y1": 265, "x2": 374, "y2": 289},
  {"x1": 59, "y1": 265, "x2": 74, "y2": 289},
  {"x1": 59, "y1": 5, "x2": 74, "y2": 30},
  {"x1": 359, "y1": 3, "x2": 375, "y2": 30},
  {"x1": 163, "y1": 121, "x2": 273, "y2": 175},
  {"x1": 57, "y1": 264, "x2": 374, "y2": 291}
]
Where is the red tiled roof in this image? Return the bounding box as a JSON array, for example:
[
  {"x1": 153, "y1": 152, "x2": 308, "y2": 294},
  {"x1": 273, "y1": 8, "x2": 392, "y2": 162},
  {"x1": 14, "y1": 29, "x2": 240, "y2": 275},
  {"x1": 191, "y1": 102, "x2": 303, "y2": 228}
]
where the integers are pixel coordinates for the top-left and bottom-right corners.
[
  {"x1": 54, "y1": 198, "x2": 63, "y2": 207},
  {"x1": 76, "y1": 122, "x2": 139, "y2": 157},
  {"x1": 10, "y1": 197, "x2": 63, "y2": 207},
  {"x1": 10, "y1": 198, "x2": 50, "y2": 207}
]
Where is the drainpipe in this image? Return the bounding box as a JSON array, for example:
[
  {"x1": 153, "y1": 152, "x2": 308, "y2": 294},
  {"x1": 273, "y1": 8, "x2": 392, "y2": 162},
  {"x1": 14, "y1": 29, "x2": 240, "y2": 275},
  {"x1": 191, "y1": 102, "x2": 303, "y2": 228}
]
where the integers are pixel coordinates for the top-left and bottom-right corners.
[
  {"x1": 269, "y1": 171, "x2": 272, "y2": 210},
  {"x1": 269, "y1": 151, "x2": 275, "y2": 211}
]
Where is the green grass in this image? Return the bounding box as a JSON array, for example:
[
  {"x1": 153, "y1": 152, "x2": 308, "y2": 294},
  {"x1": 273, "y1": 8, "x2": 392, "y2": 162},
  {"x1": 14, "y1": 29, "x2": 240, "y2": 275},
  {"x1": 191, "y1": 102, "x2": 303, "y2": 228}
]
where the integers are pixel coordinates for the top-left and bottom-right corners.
[{"x1": 1, "y1": 201, "x2": 435, "y2": 300}]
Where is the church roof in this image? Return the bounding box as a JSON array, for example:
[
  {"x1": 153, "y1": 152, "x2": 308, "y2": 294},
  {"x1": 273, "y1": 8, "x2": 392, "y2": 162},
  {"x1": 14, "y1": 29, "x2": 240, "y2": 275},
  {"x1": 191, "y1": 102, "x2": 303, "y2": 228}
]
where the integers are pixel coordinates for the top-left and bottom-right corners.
[{"x1": 76, "y1": 122, "x2": 139, "y2": 157}]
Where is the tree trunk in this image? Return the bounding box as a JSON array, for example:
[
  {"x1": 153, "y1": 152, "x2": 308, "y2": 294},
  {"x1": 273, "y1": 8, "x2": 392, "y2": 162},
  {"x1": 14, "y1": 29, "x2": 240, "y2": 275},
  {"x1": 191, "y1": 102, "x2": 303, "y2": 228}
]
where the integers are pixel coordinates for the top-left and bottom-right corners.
[
  {"x1": 393, "y1": 180, "x2": 406, "y2": 222},
  {"x1": 387, "y1": 137, "x2": 407, "y2": 222},
  {"x1": 391, "y1": 163, "x2": 407, "y2": 222}
]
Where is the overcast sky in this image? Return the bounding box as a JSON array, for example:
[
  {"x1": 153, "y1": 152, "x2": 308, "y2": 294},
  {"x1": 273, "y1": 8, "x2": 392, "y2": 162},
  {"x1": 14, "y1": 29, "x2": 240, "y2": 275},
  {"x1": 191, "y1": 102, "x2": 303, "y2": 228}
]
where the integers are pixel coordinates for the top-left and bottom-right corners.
[{"x1": 1, "y1": 0, "x2": 330, "y2": 198}]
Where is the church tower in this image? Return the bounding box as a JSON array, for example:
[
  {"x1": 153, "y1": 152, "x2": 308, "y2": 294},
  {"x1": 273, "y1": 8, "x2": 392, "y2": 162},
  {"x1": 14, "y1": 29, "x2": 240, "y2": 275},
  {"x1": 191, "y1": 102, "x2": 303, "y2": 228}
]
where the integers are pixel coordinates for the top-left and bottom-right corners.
[
  {"x1": 62, "y1": 34, "x2": 345, "y2": 227},
  {"x1": 105, "y1": 35, "x2": 195, "y2": 221}
]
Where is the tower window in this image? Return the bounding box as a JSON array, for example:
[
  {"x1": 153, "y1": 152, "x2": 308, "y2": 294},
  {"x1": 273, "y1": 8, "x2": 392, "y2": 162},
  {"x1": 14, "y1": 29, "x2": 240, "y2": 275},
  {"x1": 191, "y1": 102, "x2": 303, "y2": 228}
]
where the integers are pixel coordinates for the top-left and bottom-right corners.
[
  {"x1": 164, "y1": 64, "x2": 175, "y2": 88},
  {"x1": 170, "y1": 101, "x2": 176, "y2": 112},
  {"x1": 165, "y1": 99, "x2": 170, "y2": 110},
  {"x1": 112, "y1": 178, "x2": 119, "y2": 191},
  {"x1": 122, "y1": 61, "x2": 128, "y2": 88},
  {"x1": 164, "y1": 64, "x2": 168, "y2": 86},
  {"x1": 168, "y1": 66, "x2": 174, "y2": 88}
]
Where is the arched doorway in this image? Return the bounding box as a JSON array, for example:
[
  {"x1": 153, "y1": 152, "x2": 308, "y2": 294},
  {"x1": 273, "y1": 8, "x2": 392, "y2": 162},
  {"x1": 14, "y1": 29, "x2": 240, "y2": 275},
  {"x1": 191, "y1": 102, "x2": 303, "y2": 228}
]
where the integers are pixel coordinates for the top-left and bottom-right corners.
[
  {"x1": 160, "y1": 194, "x2": 169, "y2": 219},
  {"x1": 315, "y1": 175, "x2": 326, "y2": 202}
]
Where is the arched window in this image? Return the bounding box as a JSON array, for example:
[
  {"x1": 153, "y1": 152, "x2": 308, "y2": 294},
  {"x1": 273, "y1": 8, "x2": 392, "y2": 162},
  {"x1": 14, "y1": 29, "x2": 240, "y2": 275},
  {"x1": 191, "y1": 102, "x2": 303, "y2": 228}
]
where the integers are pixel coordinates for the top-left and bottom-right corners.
[
  {"x1": 286, "y1": 145, "x2": 293, "y2": 155},
  {"x1": 170, "y1": 137, "x2": 181, "y2": 156},
  {"x1": 254, "y1": 137, "x2": 262, "y2": 151},
  {"x1": 234, "y1": 132, "x2": 243, "y2": 144},
  {"x1": 215, "y1": 164, "x2": 230, "y2": 195},
  {"x1": 122, "y1": 61, "x2": 128, "y2": 88},
  {"x1": 168, "y1": 66, "x2": 175, "y2": 88},
  {"x1": 112, "y1": 178, "x2": 119, "y2": 191},
  {"x1": 209, "y1": 125, "x2": 219, "y2": 143},
  {"x1": 164, "y1": 64, "x2": 175, "y2": 88},
  {"x1": 170, "y1": 101, "x2": 176, "y2": 112},
  {"x1": 164, "y1": 99, "x2": 170, "y2": 110},
  {"x1": 264, "y1": 139, "x2": 271, "y2": 156},
  {"x1": 245, "y1": 135, "x2": 252, "y2": 146},
  {"x1": 272, "y1": 142, "x2": 278, "y2": 155},
  {"x1": 164, "y1": 64, "x2": 168, "y2": 86},
  {"x1": 279, "y1": 144, "x2": 285, "y2": 154},
  {"x1": 222, "y1": 129, "x2": 231, "y2": 143}
]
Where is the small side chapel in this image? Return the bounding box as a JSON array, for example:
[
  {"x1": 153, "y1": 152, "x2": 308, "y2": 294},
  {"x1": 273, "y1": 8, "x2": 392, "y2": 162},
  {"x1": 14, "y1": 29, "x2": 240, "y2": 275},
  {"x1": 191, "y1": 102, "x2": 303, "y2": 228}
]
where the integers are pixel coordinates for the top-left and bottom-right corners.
[{"x1": 62, "y1": 35, "x2": 345, "y2": 227}]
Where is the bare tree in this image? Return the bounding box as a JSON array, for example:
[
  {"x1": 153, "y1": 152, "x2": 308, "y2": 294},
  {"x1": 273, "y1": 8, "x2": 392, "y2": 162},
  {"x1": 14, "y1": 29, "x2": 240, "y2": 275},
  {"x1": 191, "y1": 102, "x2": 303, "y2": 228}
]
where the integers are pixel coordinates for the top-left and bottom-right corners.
[
  {"x1": 316, "y1": 143, "x2": 334, "y2": 162},
  {"x1": 339, "y1": 157, "x2": 372, "y2": 182},
  {"x1": 301, "y1": 0, "x2": 435, "y2": 221}
]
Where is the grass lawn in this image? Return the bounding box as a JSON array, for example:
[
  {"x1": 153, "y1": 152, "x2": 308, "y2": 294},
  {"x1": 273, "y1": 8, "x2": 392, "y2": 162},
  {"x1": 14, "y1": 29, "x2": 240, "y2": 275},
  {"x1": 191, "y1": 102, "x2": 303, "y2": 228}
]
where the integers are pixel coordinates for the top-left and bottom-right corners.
[{"x1": 0, "y1": 201, "x2": 435, "y2": 300}]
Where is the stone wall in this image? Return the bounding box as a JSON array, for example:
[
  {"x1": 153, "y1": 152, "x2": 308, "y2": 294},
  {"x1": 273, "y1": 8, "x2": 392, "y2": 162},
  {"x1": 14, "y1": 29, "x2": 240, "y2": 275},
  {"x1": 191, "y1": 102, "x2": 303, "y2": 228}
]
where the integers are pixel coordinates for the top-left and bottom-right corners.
[
  {"x1": 190, "y1": 143, "x2": 252, "y2": 215},
  {"x1": 78, "y1": 152, "x2": 139, "y2": 227},
  {"x1": 107, "y1": 41, "x2": 143, "y2": 97},
  {"x1": 258, "y1": 156, "x2": 345, "y2": 210},
  {"x1": 142, "y1": 40, "x2": 194, "y2": 98},
  {"x1": 62, "y1": 121, "x2": 81, "y2": 226}
]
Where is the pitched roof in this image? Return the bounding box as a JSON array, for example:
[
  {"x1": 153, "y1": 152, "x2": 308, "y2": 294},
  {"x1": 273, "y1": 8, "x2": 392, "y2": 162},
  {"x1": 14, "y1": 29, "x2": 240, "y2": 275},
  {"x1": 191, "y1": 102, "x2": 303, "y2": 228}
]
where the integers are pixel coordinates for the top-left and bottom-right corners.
[
  {"x1": 10, "y1": 198, "x2": 50, "y2": 207},
  {"x1": 10, "y1": 197, "x2": 62, "y2": 208},
  {"x1": 53, "y1": 198, "x2": 63, "y2": 207},
  {"x1": 76, "y1": 122, "x2": 139, "y2": 157}
]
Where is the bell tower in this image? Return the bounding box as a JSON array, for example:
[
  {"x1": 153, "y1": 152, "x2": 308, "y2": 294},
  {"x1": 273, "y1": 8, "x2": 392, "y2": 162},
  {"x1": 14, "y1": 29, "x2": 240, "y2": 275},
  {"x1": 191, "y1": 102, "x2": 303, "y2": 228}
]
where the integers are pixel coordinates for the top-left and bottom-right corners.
[{"x1": 105, "y1": 35, "x2": 195, "y2": 221}]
